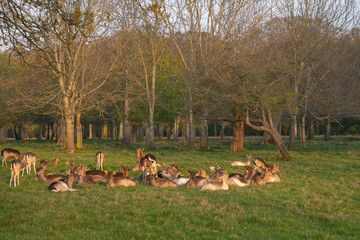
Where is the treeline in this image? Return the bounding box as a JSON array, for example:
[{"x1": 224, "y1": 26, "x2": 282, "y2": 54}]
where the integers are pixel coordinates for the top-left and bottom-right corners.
[{"x1": 0, "y1": 0, "x2": 359, "y2": 157}]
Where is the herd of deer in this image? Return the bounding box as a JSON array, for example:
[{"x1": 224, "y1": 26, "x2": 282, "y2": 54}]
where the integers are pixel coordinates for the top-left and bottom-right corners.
[{"x1": 1, "y1": 147, "x2": 280, "y2": 191}]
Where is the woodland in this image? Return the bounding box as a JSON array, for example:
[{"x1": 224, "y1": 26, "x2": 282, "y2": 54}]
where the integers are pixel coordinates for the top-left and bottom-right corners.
[{"x1": 0, "y1": 0, "x2": 359, "y2": 157}]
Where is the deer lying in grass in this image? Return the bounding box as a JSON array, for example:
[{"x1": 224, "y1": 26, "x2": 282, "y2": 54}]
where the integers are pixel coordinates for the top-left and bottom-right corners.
[
  {"x1": 77, "y1": 164, "x2": 107, "y2": 183},
  {"x1": 86, "y1": 169, "x2": 108, "y2": 178},
  {"x1": 228, "y1": 165, "x2": 258, "y2": 187},
  {"x1": 107, "y1": 172, "x2": 137, "y2": 187},
  {"x1": 231, "y1": 154, "x2": 252, "y2": 167},
  {"x1": 40, "y1": 159, "x2": 50, "y2": 167},
  {"x1": 146, "y1": 174, "x2": 178, "y2": 188},
  {"x1": 22, "y1": 152, "x2": 37, "y2": 175},
  {"x1": 200, "y1": 170, "x2": 229, "y2": 191},
  {"x1": 2, "y1": 148, "x2": 21, "y2": 167},
  {"x1": 251, "y1": 158, "x2": 281, "y2": 184},
  {"x1": 36, "y1": 167, "x2": 67, "y2": 182},
  {"x1": 9, "y1": 160, "x2": 28, "y2": 187},
  {"x1": 185, "y1": 170, "x2": 208, "y2": 188},
  {"x1": 95, "y1": 151, "x2": 104, "y2": 170},
  {"x1": 54, "y1": 156, "x2": 60, "y2": 165},
  {"x1": 48, "y1": 170, "x2": 78, "y2": 192},
  {"x1": 158, "y1": 163, "x2": 181, "y2": 180}
]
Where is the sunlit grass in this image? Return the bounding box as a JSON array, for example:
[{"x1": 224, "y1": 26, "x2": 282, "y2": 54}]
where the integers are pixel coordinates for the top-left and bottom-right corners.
[{"x1": 0, "y1": 136, "x2": 359, "y2": 239}]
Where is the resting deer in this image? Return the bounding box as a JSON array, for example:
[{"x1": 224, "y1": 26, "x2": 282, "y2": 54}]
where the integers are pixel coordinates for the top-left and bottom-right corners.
[
  {"x1": 95, "y1": 151, "x2": 104, "y2": 170},
  {"x1": 9, "y1": 160, "x2": 28, "y2": 187},
  {"x1": 200, "y1": 171, "x2": 229, "y2": 191},
  {"x1": 158, "y1": 163, "x2": 181, "y2": 180},
  {"x1": 86, "y1": 169, "x2": 108, "y2": 178},
  {"x1": 54, "y1": 156, "x2": 60, "y2": 165},
  {"x1": 48, "y1": 170, "x2": 78, "y2": 192},
  {"x1": 107, "y1": 172, "x2": 137, "y2": 187},
  {"x1": 231, "y1": 154, "x2": 252, "y2": 167},
  {"x1": 186, "y1": 170, "x2": 208, "y2": 188},
  {"x1": 252, "y1": 157, "x2": 272, "y2": 169},
  {"x1": 2, "y1": 148, "x2": 21, "y2": 167},
  {"x1": 78, "y1": 164, "x2": 107, "y2": 183},
  {"x1": 146, "y1": 174, "x2": 177, "y2": 188},
  {"x1": 22, "y1": 152, "x2": 37, "y2": 175},
  {"x1": 228, "y1": 165, "x2": 258, "y2": 187},
  {"x1": 36, "y1": 167, "x2": 66, "y2": 182},
  {"x1": 252, "y1": 168, "x2": 273, "y2": 185},
  {"x1": 40, "y1": 159, "x2": 50, "y2": 167}
]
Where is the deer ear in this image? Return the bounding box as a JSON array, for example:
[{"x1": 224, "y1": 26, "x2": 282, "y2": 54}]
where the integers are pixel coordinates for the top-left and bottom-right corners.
[{"x1": 209, "y1": 166, "x2": 215, "y2": 171}]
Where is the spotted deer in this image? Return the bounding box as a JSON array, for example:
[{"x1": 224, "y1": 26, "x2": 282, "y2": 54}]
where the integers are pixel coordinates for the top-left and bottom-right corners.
[
  {"x1": 185, "y1": 170, "x2": 208, "y2": 188},
  {"x1": 95, "y1": 151, "x2": 104, "y2": 170},
  {"x1": 22, "y1": 152, "x2": 37, "y2": 175},
  {"x1": 200, "y1": 171, "x2": 229, "y2": 191},
  {"x1": 36, "y1": 167, "x2": 67, "y2": 182},
  {"x1": 132, "y1": 148, "x2": 158, "y2": 181},
  {"x1": 146, "y1": 174, "x2": 177, "y2": 188},
  {"x1": 2, "y1": 148, "x2": 21, "y2": 167},
  {"x1": 9, "y1": 160, "x2": 28, "y2": 187},
  {"x1": 106, "y1": 172, "x2": 137, "y2": 187}
]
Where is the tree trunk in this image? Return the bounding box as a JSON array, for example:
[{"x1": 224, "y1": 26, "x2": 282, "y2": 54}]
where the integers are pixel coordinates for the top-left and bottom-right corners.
[
  {"x1": 260, "y1": 111, "x2": 282, "y2": 145},
  {"x1": 173, "y1": 117, "x2": 179, "y2": 139},
  {"x1": 325, "y1": 119, "x2": 331, "y2": 141},
  {"x1": 123, "y1": 77, "x2": 131, "y2": 145},
  {"x1": 118, "y1": 122, "x2": 123, "y2": 140},
  {"x1": 231, "y1": 120, "x2": 244, "y2": 152},
  {"x1": 20, "y1": 127, "x2": 26, "y2": 143},
  {"x1": 89, "y1": 124, "x2": 93, "y2": 139},
  {"x1": 199, "y1": 118, "x2": 209, "y2": 150},
  {"x1": 300, "y1": 115, "x2": 307, "y2": 148},
  {"x1": 0, "y1": 127, "x2": 6, "y2": 144},
  {"x1": 76, "y1": 112, "x2": 83, "y2": 149},
  {"x1": 147, "y1": 123, "x2": 155, "y2": 150},
  {"x1": 307, "y1": 120, "x2": 315, "y2": 141},
  {"x1": 288, "y1": 115, "x2": 296, "y2": 150},
  {"x1": 220, "y1": 121, "x2": 225, "y2": 139}
]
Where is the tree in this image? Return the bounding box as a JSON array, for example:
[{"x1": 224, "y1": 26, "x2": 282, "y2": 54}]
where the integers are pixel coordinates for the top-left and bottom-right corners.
[{"x1": 1, "y1": 0, "x2": 114, "y2": 153}]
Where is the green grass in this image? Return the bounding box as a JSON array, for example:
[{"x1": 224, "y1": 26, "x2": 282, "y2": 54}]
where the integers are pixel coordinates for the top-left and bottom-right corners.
[{"x1": 0, "y1": 136, "x2": 359, "y2": 239}]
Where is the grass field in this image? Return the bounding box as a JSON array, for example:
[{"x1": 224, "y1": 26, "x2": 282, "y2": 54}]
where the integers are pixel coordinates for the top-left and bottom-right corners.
[{"x1": 0, "y1": 136, "x2": 359, "y2": 239}]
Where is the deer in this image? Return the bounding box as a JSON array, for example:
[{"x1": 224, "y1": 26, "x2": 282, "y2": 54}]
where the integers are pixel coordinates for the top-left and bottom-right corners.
[
  {"x1": 39, "y1": 159, "x2": 50, "y2": 167},
  {"x1": 185, "y1": 170, "x2": 208, "y2": 188},
  {"x1": 36, "y1": 166, "x2": 67, "y2": 182},
  {"x1": 252, "y1": 157, "x2": 272, "y2": 169},
  {"x1": 231, "y1": 154, "x2": 252, "y2": 167},
  {"x1": 132, "y1": 148, "x2": 158, "y2": 181},
  {"x1": 146, "y1": 174, "x2": 178, "y2": 188},
  {"x1": 158, "y1": 163, "x2": 181, "y2": 180},
  {"x1": 85, "y1": 169, "x2": 108, "y2": 178},
  {"x1": 107, "y1": 172, "x2": 137, "y2": 187},
  {"x1": 2, "y1": 148, "x2": 21, "y2": 167},
  {"x1": 21, "y1": 152, "x2": 37, "y2": 175},
  {"x1": 48, "y1": 170, "x2": 79, "y2": 192},
  {"x1": 54, "y1": 156, "x2": 60, "y2": 165},
  {"x1": 9, "y1": 160, "x2": 28, "y2": 187},
  {"x1": 228, "y1": 165, "x2": 258, "y2": 187},
  {"x1": 252, "y1": 168, "x2": 273, "y2": 185},
  {"x1": 200, "y1": 170, "x2": 229, "y2": 191},
  {"x1": 95, "y1": 151, "x2": 104, "y2": 170},
  {"x1": 77, "y1": 164, "x2": 107, "y2": 183}
]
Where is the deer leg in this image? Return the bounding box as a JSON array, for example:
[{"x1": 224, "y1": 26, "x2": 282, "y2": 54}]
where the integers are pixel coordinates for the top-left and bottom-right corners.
[{"x1": 9, "y1": 171, "x2": 13, "y2": 186}]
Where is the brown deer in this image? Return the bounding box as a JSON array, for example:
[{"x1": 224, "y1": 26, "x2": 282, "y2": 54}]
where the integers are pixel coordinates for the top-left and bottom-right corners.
[
  {"x1": 22, "y1": 152, "x2": 37, "y2": 175},
  {"x1": 40, "y1": 159, "x2": 50, "y2": 167},
  {"x1": 107, "y1": 172, "x2": 137, "y2": 187},
  {"x1": 231, "y1": 154, "x2": 252, "y2": 167},
  {"x1": 48, "y1": 170, "x2": 79, "y2": 192},
  {"x1": 228, "y1": 165, "x2": 258, "y2": 187},
  {"x1": 2, "y1": 148, "x2": 21, "y2": 167},
  {"x1": 78, "y1": 164, "x2": 107, "y2": 183},
  {"x1": 132, "y1": 148, "x2": 158, "y2": 181},
  {"x1": 86, "y1": 169, "x2": 108, "y2": 178},
  {"x1": 54, "y1": 156, "x2": 60, "y2": 165},
  {"x1": 200, "y1": 171, "x2": 229, "y2": 191},
  {"x1": 185, "y1": 170, "x2": 208, "y2": 188},
  {"x1": 95, "y1": 151, "x2": 104, "y2": 170},
  {"x1": 146, "y1": 174, "x2": 177, "y2": 188},
  {"x1": 36, "y1": 167, "x2": 67, "y2": 182},
  {"x1": 9, "y1": 160, "x2": 28, "y2": 187},
  {"x1": 252, "y1": 168, "x2": 273, "y2": 185}
]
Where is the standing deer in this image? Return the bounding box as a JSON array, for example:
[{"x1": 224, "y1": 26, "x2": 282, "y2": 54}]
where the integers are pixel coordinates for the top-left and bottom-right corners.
[
  {"x1": 132, "y1": 148, "x2": 158, "y2": 181},
  {"x1": 9, "y1": 160, "x2": 28, "y2": 187},
  {"x1": 95, "y1": 151, "x2": 104, "y2": 170},
  {"x1": 22, "y1": 152, "x2": 37, "y2": 175},
  {"x1": 2, "y1": 148, "x2": 21, "y2": 167}
]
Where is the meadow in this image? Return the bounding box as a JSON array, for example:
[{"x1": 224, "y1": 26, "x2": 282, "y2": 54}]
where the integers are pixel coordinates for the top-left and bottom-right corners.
[{"x1": 0, "y1": 136, "x2": 359, "y2": 239}]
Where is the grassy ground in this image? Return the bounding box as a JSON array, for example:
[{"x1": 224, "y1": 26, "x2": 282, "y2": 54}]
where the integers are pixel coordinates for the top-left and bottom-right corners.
[{"x1": 0, "y1": 136, "x2": 359, "y2": 239}]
